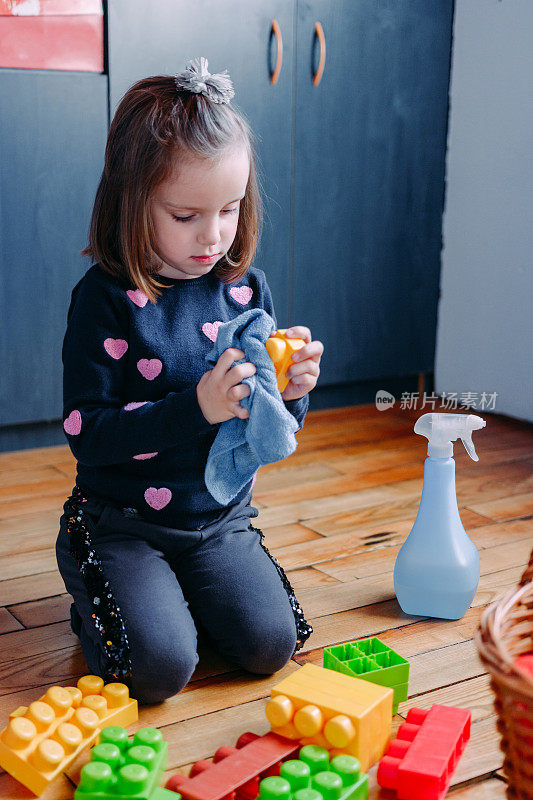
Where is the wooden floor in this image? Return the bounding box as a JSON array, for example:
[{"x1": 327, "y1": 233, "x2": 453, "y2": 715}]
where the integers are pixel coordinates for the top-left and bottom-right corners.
[{"x1": 1, "y1": 404, "x2": 532, "y2": 799}]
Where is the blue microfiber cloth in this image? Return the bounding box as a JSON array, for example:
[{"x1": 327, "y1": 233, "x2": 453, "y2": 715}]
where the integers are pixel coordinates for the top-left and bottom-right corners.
[{"x1": 204, "y1": 308, "x2": 299, "y2": 505}]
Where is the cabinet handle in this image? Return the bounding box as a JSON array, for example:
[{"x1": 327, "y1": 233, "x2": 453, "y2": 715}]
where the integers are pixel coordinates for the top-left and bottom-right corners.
[
  {"x1": 270, "y1": 19, "x2": 283, "y2": 85},
  {"x1": 312, "y1": 21, "x2": 326, "y2": 86}
]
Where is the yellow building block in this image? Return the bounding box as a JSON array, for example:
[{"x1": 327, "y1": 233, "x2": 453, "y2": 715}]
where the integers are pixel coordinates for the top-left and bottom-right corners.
[
  {"x1": 0, "y1": 675, "x2": 138, "y2": 795},
  {"x1": 265, "y1": 329, "x2": 306, "y2": 393},
  {"x1": 265, "y1": 662, "x2": 392, "y2": 772}
]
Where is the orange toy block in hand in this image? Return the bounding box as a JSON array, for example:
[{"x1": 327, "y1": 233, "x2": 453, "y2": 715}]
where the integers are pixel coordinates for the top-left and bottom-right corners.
[{"x1": 265, "y1": 329, "x2": 306, "y2": 393}]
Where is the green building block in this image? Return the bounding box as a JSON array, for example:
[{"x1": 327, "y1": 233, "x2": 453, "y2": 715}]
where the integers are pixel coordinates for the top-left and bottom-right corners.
[
  {"x1": 75, "y1": 725, "x2": 176, "y2": 800},
  {"x1": 257, "y1": 744, "x2": 368, "y2": 800},
  {"x1": 323, "y1": 637, "x2": 409, "y2": 714}
]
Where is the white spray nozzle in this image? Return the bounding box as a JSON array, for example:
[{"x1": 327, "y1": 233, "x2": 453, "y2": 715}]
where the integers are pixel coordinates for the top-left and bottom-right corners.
[{"x1": 414, "y1": 413, "x2": 486, "y2": 460}]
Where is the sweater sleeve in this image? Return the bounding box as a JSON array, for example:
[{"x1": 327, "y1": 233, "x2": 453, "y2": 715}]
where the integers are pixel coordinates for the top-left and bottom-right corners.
[
  {"x1": 255, "y1": 270, "x2": 310, "y2": 430},
  {"x1": 62, "y1": 274, "x2": 213, "y2": 467}
]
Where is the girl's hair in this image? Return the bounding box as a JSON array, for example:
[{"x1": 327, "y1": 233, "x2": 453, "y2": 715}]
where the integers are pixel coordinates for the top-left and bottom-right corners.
[{"x1": 82, "y1": 75, "x2": 262, "y2": 302}]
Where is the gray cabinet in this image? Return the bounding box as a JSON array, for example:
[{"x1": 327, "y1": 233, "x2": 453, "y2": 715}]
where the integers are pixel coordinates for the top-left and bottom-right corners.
[
  {"x1": 292, "y1": 0, "x2": 453, "y2": 385},
  {"x1": 0, "y1": 71, "x2": 108, "y2": 427}
]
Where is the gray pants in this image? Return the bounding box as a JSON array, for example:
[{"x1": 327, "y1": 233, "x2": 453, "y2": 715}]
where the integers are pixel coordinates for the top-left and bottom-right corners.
[{"x1": 56, "y1": 489, "x2": 300, "y2": 705}]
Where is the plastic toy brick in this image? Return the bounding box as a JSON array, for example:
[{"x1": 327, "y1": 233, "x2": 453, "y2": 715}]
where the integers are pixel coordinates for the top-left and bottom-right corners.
[
  {"x1": 165, "y1": 731, "x2": 301, "y2": 800},
  {"x1": 0, "y1": 675, "x2": 138, "y2": 795},
  {"x1": 75, "y1": 725, "x2": 174, "y2": 799},
  {"x1": 324, "y1": 637, "x2": 410, "y2": 714},
  {"x1": 514, "y1": 653, "x2": 533, "y2": 678},
  {"x1": 257, "y1": 743, "x2": 368, "y2": 800},
  {"x1": 265, "y1": 330, "x2": 306, "y2": 393},
  {"x1": 265, "y1": 663, "x2": 393, "y2": 772},
  {"x1": 377, "y1": 704, "x2": 471, "y2": 800}
]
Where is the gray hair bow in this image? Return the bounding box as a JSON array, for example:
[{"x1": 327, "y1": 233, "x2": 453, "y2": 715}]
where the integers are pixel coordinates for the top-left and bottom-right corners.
[{"x1": 174, "y1": 57, "x2": 235, "y2": 104}]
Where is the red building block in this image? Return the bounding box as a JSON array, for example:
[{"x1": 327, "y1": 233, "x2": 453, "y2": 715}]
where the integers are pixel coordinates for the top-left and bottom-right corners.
[
  {"x1": 377, "y1": 704, "x2": 471, "y2": 800},
  {"x1": 166, "y1": 732, "x2": 301, "y2": 800}
]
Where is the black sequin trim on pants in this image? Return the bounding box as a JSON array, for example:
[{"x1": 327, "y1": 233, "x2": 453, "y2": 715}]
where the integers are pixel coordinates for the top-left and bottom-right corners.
[
  {"x1": 64, "y1": 486, "x2": 133, "y2": 682},
  {"x1": 251, "y1": 525, "x2": 313, "y2": 652}
]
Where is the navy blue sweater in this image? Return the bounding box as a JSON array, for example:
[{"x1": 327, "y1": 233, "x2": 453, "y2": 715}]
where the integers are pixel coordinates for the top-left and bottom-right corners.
[{"x1": 62, "y1": 264, "x2": 308, "y2": 527}]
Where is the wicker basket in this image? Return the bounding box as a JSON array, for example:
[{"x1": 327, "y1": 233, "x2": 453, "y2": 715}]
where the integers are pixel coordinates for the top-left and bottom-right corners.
[{"x1": 476, "y1": 549, "x2": 533, "y2": 799}]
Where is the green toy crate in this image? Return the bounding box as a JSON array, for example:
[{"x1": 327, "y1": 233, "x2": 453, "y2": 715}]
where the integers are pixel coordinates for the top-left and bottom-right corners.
[{"x1": 323, "y1": 637, "x2": 409, "y2": 714}]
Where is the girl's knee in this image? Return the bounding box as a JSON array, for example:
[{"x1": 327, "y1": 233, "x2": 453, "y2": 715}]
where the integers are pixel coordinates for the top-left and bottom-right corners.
[
  {"x1": 130, "y1": 643, "x2": 198, "y2": 705},
  {"x1": 237, "y1": 617, "x2": 297, "y2": 676}
]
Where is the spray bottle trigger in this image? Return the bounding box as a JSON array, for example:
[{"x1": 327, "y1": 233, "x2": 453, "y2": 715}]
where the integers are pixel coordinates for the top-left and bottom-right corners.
[{"x1": 461, "y1": 434, "x2": 478, "y2": 462}]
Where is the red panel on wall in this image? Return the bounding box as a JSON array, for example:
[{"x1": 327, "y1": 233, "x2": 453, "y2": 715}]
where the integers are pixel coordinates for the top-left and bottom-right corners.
[
  {"x1": 0, "y1": 1, "x2": 102, "y2": 15},
  {"x1": 0, "y1": 14, "x2": 103, "y2": 71}
]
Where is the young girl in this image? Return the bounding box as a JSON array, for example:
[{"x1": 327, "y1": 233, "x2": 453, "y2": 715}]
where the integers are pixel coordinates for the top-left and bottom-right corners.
[{"x1": 57, "y1": 59, "x2": 323, "y2": 706}]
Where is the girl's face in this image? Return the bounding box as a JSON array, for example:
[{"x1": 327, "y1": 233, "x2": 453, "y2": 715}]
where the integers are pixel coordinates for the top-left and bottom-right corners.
[{"x1": 150, "y1": 145, "x2": 250, "y2": 280}]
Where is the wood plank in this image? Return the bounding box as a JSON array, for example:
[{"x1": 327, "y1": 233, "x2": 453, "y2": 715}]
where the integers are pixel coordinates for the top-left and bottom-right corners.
[
  {"x1": 261, "y1": 523, "x2": 323, "y2": 550},
  {"x1": 255, "y1": 460, "x2": 533, "y2": 528},
  {"x1": 0, "y1": 474, "x2": 73, "y2": 504},
  {"x1": 285, "y1": 567, "x2": 340, "y2": 589},
  {"x1": 0, "y1": 444, "x2": 73, "y2": 470},
  {"x1": 1, "y1": 547, "x2": 57, "y2": 581},
  {"x1": 0, "y1": 508, "x2": 62, "y2": 557},
  {"x1": 272, "y1": 510, "x2": 515, "y2": 574},
  {"x1": 0, "y1": 492, "x2": 72, "y2": 521},
  {"x1": 8, "y1": 594, "x2": 72, "y2": 628},
  {"x1": 398, "y1": 674, "x2": 494, "y2": 723},
  {"x1": 295, "y1": 558, "x2": 526, "y2": 623},
  {"x1": 0, "y1": 569, "x2": 65, "y2": 606},
  {"x1": 453, "y1": 715, "x2": 502, "y2": 785},
  {"x1": 448, "y1": 780, "x2": 507, "y2": 799},
  {"x1": 0, "y1": 607, "x2": 23, "y2": 634},
  {"x1": 468, "y1": 491, "x2": 533, "y2": 522},
  {"x1": 296, "y1": 605, "x2": 484, "y2": 666},
  {"x1": 314, "y1": 520, "x2": 533, "y2": 581}
]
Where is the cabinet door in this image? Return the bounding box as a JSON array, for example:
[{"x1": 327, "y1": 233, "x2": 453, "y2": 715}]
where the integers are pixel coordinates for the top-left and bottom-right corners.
[
  {"x1": 108, "y1": 0, "x2": 295, "y2": 325},
  {"x1": 0, "y1": 71, "x2": 108, "y2": 426},
  {"x1": 293, "y1": 0, "x2": 453, "y2": 385}
]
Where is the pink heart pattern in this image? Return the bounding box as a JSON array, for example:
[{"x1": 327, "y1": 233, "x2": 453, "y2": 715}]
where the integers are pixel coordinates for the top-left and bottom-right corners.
[
  {"x1": 137, "y1": 359, "x2": 162, "y2": 380},
  {"x1": 202, "y1": 321, "x2": 223, "y2": 342},
  {"x1": 144, "y1": 487, "x2": 172, "y2": 510},
  {"x1": 124, "y1": 401, "x2": 148, "y2": 411},
  {"x1": 104, "y1": 338, "x2": 128, "y2": 360},
  {"x1": 133, "y1": 452, "x2": 158, "y2": 460},
  {"x1": 229, "y1": 286, "x2": 253, "y2": 305},
  {"x1": 126, "y1": 289, "x2": 149, "y2": 308},
  {"x1": 63, "y1": 410, "x2": 82, "y2": 436}
]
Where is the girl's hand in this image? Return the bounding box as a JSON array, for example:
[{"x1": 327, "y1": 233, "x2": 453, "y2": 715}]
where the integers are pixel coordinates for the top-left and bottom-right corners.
[
  {"x1": 274, "y1": 326, "x2": 323, "y2": 402},
  {"x1": 197, "y1": 348, "x2": 256, "y2": 424}
]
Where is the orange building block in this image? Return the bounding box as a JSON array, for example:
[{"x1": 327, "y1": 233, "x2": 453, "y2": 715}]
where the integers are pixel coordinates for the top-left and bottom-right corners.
[
  {"x1": 265, "y1": 330, "x2": 306, "y2": 393},
  {"x1": 265, "y1": 663, "x2": 393, "y2": 772},
  {"x1": 0, "y1": 675, "x2": 137, "y2": 795}
]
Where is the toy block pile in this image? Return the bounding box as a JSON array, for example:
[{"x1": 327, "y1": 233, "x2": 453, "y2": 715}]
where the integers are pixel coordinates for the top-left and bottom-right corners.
[
  {"x1": 323, "y1": 637, "x2": 410, "y2": 714},
  {"x1": 0, "y1": 638, "x2": 472, "y2": 800}
]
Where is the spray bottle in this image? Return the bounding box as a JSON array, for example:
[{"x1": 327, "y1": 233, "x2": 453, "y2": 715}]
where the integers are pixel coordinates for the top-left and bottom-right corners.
[{"x1": 394, "y1": 412, "x2": 486, "y2": 620}]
